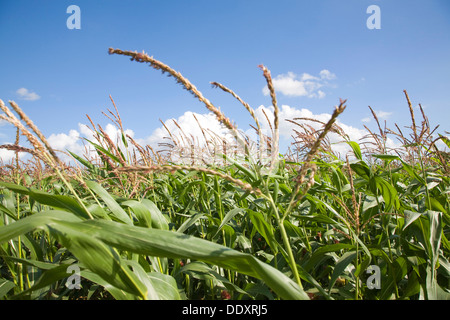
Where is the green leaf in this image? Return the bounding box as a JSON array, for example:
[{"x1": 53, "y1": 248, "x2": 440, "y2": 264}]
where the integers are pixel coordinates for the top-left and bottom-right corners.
[
  {"x1": 0, "y1": 211, "x2": 144, "y2": 300},
  {"x1": 180, "y1": 261, "x2": 248, "y2": 296},
  {"x1": 402, "y1": 271, "x2": 420, "y2": 298},
  {"x1": 0, "y1": 256, "x2": 58, "y2": 271},
  {"x1": 140, "y1": 199, "x2": 169, "y2": 230},
  {"x1": 68, "y1": 150, "x2": 94, "y2": 169},
  {"x1": 67, "y1": 219, "x2": 309, "y2": 300},
  {"x1": 85, "y1": 180, "x2": 132, "y2": 225},
  {"x1": 350, "y1": 161, "x2": 371, "y2": 180},
  {"x1": 372, "y1": 154, "x2": 399, "y2": 163},
  {"x1": 12, "y1": 264, "x2": 74, "y2": 299},
  {"x1": 427, "y1": 211, "x2": 442, "y2": 270},
  {"x1": 247, "y1": 209, "x2": 278, "y2": 254},
  {"x1": 379, "y1": 256, "x2": 408, "y2": 300},
  {"x1": 308, "y1": 195, "x2": 353, "y2": 233},
  {"x1": 121, "y1": 200, "x2": 152, "y2": 228},
  {"x1": 0, "y1": 202, "x2": 17, "y2": 221},
  {"x1": 330, "y1": 166, "x2": 343, "y2": 194},
  {"x1": 124, "y1": 260, "x2": 160, "y2": 299},
  {"x1": 346, "y1": 141, "x2": 362, "y2": 160},
  {"x1": 80, "y1": 270, "x2": 139, "y2": 300},
  {"x1": 403, "y1": 210, "x2": 423, "y2": 230},
  {"x1": 374, "y1": 176, "x2": 400, "y2": 210},
  {"x1": 0, "y1": 181, "x2": 91, "y2": 220},
  {"x1": 424, "y1": 265, "x2": 450, "y2": 300},
  {"x1": 399, "y1": 159, "x2": 426, "y2": 185},
  {"x1": 0, "y1": 215, "x2": 309, "y2": 300},
  {"x1": 305, "y1": 243, "x2": 355, "y2": 272},
  {"x1": 121, "y1": 131, "x2": 129, "y2": 149},
  {"x1": 438, "y1": 134, "x2": 450, "y2": 149},
  {"x1": 293, "y1": 213, "x2": 339, "y2": 225},
  {"x1": 0, "y1": 278, "x2": 16, "y2": 298},
  {"x1": 177, "y1": 212, "x2": 206, "y2": 233},
  {"x1": 49, "y1": 221, "x2": 148, "y2": 299},
  {"x1": 68, "y1": 151, "x2": 108, "y2": 178},
  {"x1": 147, "y1": 272, "x2": 182, "y2": 300},
  {"x1": 214, "y1": 208, "x2": 245, "y2": 237},
  {"x1": 84, "y1": 139, "x2": 122, "y2": 164},
  {"x1": 353, "y1": 256, "x2": 372, "y2": 278},
  {"x1": 296, "y1": 263, "x2": 334, "y2": 300},
  {"x1": 427, "y1": 197, "x2": 447, "y2": 214},
  {"x1": 0, "y1": 210, "x2": 82, "y2": 244},
  {"x1": 329, "y1": 251, "x2": 357, "y2": 291},
  {"x1": 222, "y1": 155, "x2": 257, "y2": 182}
]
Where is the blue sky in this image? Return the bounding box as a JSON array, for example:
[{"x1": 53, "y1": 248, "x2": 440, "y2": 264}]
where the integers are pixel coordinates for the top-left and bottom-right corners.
[{"x1": 1, "y1": 0, "x2": 449, "y2": 161}]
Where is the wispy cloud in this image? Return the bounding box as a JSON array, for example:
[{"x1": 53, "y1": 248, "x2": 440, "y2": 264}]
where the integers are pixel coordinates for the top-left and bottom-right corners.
[
  {"x1": 376, "y1": 111, "x2": 393, "y2": 119},
  {"x1": 262, "y1": 70, "x2": 336, "y2": 98},
  {"x1": 16, "y1": 88, "x2": 40, "y2": 101},
  {"x1": 346, "y1": 77, "x2": 366, "y2": 87},
  {"x1": 361, "y1": 110, "x2": 393, "y2": 123},
  {"x1": 319, "y1": 70, "x2": 336, "y2": 80}
]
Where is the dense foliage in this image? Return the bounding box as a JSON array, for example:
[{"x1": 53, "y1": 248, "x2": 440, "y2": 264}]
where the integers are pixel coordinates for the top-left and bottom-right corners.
[{"x1": 0, "y1": 49, "x2": 449, "y2": 300}]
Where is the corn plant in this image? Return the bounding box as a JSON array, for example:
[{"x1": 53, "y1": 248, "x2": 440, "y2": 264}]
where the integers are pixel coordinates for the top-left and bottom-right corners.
[{"x1": 0, "y1": 48, "x2": 449, "y2": 300}]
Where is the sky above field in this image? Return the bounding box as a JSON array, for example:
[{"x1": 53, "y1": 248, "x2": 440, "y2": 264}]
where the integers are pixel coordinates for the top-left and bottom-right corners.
[{"x1": 1, "y1": 0, "x2": 450, "y2": 162}]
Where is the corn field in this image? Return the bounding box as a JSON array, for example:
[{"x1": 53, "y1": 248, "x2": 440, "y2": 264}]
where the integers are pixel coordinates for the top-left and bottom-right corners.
[{"x1": 0, "y1": 48, "x2": 449, "y2": 300}]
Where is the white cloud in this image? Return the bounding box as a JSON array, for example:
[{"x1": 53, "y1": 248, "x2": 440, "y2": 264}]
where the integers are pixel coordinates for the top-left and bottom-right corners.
[
  {"x1": 138, "y1": 111, "x2": 238, "y2": 164},
  {"x1": 43, "y1": 122, "x2": 137, "y2": 163},
  {"x1": 47, "y1": 129, "x2": 86, "y2": 162},
  {"x1": 48, "y1": 130, "x2": 81, "y2": 151},
  {"x1": 251, "y1": 104, "x2": 407, "y2": 158},
  {"x1": 0, "y1": 148, "x2": 17, "y2": 163},
  {"x1": 8, "y1": 103, "x2": 421, "y2": 165},
  {"x1": 361, "y1": 110, "x2": 393, "y2": 123},
  {"x1": 47, "y1": 105, "x2": 383, "y2": 163},
  {"x1": 319, "y1": 69, "x2": 336, "y2": 80},
  {"x1": 16, "y1": 88, "x2": 40, "y2": 101},
  {"x1": 262, "y1": 70, "x2": 336, "y2": 98},
  {"x1": 346, "y1": 77, "x2": 366, "y2": 88},
  {"x1": 317, "y1": 90, "x2": 326, "y2": 99},
  {"x1": 0, "y1": 142, "x2": 27, "y2": 163},
  {"x1": 436, "y1": 136, "x2": 450, "y2": 152},
  {"x1": 78, "y1": 123, "x2": 95, "y2": 140},
  {"x1": 299, "y1": 73, "x2": 319, "y2": 81},
  {"x1": 376, "y1": 111, "x2": 393, "y2": 119},
  {"x1": 142, "y1": 111, "x2": 231, "y2": 148}
]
